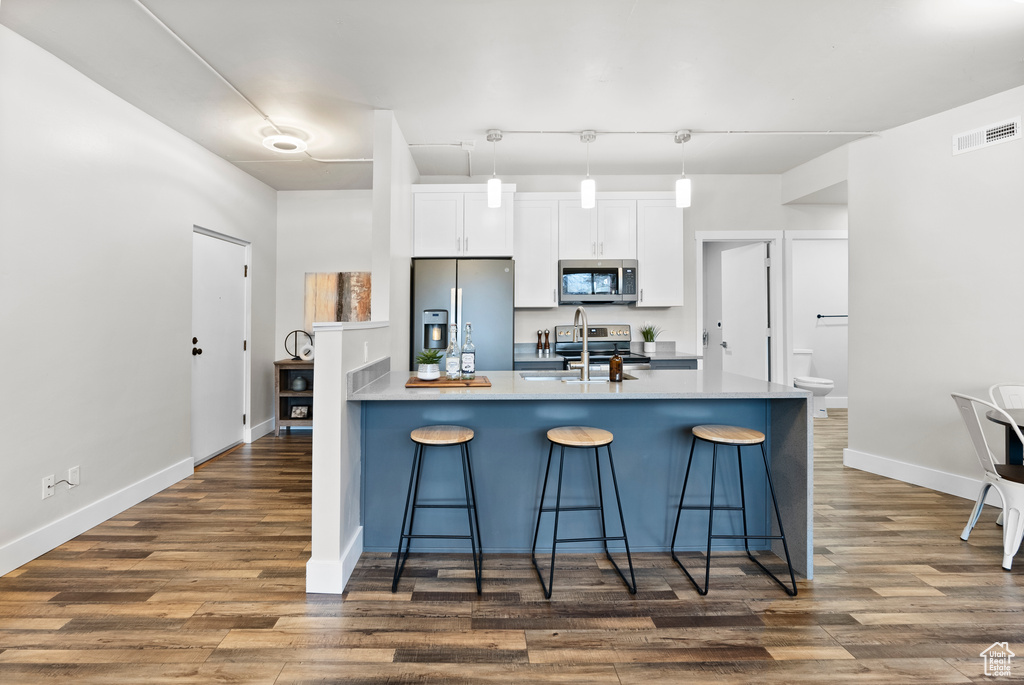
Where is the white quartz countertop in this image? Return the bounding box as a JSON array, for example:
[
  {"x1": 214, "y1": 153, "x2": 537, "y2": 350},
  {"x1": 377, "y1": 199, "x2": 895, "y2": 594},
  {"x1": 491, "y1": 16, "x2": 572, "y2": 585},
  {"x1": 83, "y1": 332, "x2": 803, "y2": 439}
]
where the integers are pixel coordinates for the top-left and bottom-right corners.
[{"x1": 351, "y1": 369, "x2": 808, "y2": 401}]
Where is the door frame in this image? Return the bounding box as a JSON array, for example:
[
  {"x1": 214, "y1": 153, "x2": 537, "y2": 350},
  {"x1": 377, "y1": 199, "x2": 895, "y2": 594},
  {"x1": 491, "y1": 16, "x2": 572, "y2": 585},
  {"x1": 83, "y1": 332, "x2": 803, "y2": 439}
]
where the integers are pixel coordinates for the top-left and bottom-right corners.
[
  {"x1": 192, "y1": 225, "x2": 253, "y2": 447},
  {"x1": 695, "y1": 230, "x2": 784, "y2": 382},
  {"x1": 782, "y1": 229, "x2": 848, "y2": 386}
]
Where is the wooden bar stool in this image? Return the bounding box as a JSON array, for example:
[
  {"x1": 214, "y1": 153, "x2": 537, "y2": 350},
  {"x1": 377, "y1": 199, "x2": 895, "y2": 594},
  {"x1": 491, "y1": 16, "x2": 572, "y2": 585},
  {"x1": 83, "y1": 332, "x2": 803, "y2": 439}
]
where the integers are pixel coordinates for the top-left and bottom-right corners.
[
  {"x1": 671, "y1": 424, "x2": 797, "y2": 596},
  {"x1": 531, "y1": 426, "x2": 637, "y2": 598},
  {"x1": 392, "y1": 425, "x2": 483, "y2": 594}
]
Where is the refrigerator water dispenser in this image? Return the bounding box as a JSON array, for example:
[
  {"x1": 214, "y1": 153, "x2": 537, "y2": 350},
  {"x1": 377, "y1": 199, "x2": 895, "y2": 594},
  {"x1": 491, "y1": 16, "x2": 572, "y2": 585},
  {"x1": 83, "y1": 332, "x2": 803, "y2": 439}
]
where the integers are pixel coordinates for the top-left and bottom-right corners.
[{"x1": 422, "y1": 309, "x2": 448, "y2": 351}]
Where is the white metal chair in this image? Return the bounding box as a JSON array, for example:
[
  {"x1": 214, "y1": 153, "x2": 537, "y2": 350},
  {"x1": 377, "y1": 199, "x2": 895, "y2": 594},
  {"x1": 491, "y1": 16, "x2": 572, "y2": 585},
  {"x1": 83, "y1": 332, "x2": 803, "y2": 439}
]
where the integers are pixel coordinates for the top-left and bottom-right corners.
[
  {"x1": 952, "y1": 393, "x2": 1024, "y2": 570},
  {"x1": 989, "y1": 383, "x2": 1024, "y2": 410}
]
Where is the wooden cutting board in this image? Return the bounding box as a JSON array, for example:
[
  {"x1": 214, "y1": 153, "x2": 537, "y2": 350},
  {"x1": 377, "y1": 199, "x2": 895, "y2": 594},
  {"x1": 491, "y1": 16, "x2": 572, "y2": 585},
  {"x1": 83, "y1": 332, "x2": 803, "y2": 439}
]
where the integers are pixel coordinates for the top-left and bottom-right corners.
[{"x1": 405, "y1": 375, "x2": 492, "y2": 388}]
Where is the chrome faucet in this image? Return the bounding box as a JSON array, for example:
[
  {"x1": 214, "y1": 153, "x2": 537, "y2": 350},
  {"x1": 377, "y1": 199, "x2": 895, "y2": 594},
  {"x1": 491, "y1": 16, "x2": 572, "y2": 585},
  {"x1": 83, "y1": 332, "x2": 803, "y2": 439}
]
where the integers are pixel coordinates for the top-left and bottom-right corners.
[{"x1": 573, "y1": 306, "x2": 590, "y2": 381}]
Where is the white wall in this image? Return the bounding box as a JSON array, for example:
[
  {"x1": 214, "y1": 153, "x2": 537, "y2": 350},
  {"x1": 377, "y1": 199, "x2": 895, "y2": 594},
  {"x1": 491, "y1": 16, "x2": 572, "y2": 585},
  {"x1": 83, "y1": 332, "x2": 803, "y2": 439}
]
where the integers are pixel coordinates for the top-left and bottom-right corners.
[
  {"x1": 0, "y1": 26, "x2": 278, "y2": 575},
  {"x1": 275, "y1": 190, "x2": 373, "y2": 354},
  {"x1": 790, "y1": 238, "x2": 848, "y2": 400},
  {"x1": 845, "y1": 85, "x2": 1024, "y2": 493},
  {"x1": 372, "y1": 112, "x2": 418, "y2": 372}
]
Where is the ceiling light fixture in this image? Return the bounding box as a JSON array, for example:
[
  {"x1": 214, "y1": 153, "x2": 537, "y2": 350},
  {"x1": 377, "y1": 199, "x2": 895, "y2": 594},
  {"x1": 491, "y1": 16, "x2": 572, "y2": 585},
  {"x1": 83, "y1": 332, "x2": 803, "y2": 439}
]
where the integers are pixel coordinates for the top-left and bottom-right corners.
[
  {"x1": 580, "y1": 130, "x2": 597, "y2": 209},
  {"x1": 674, "y1": 130, "x2": 692, "y2": 208},
  {"x1": 486, "y1": 129, "x2": 503, "y2": 208},
  {"x1": 262, "y1": 134, "x2": 308, "y2": 154}
]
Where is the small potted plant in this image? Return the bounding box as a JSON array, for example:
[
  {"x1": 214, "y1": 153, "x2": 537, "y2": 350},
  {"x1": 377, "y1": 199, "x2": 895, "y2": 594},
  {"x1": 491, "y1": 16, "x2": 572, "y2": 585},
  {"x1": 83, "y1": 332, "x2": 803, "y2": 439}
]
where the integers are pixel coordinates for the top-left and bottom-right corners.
[
  {"x1": 639, "y1": 323, "x2": 662, "y2": 354},
  {"x1": 415, "y1": 349, "x2": 443, "y2": 380}
]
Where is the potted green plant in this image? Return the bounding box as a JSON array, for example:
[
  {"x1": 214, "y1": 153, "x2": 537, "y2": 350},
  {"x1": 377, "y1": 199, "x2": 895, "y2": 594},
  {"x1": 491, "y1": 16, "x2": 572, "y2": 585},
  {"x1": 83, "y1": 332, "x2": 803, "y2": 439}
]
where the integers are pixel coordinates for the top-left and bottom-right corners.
[
  {"x1": 415, "y1": 349, "x2": 443, "y2": 380},
  {"x1": 639, "y1": 323, "x2": 662, "y2": 354}
]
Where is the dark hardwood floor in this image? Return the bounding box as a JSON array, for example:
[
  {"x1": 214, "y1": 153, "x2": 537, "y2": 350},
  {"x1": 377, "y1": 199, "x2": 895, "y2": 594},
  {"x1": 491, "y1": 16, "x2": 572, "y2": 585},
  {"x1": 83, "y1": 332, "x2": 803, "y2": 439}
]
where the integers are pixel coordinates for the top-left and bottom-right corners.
[{"x1": 2, "y1": 410, "x2": 1022, "y2": 683}]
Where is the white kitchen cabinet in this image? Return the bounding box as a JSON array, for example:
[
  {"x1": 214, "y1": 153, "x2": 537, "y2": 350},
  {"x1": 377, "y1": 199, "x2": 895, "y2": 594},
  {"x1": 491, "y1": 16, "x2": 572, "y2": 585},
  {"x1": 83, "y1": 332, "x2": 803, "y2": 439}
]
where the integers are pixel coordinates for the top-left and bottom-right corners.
[
  {"x1": 413, "y1": 192, "x2": 463, "y2": 257},
  {"x1": 597, "y1": 199, "x2": 637, "y2": 259},
  {"x1": 635, "y1": 199, "x2": 684, "y2": 307},
  {"x1": 557, "y1": 201, "x2": 597, "y2": 259},
  {"x1": 464, "y1": 192, "x2": 514, "y2": 256},
  {"x1": 413, "y1": 185, "x2": 514, "y2": 257},
  {"x1": 513, "y1": 198, "x2": 559, "y2": 307},
  {"x1": 557, "y1": 199, "x2": 636, "y2": 260}
]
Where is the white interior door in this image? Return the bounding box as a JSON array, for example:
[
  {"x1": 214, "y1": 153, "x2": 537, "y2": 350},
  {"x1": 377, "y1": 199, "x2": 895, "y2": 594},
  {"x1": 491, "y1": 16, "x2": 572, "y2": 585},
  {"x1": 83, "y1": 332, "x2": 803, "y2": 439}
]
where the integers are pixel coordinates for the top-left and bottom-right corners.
[
  {"x1": 721, "y1": 242, "x2": 769, "y2": 380},
  {"x1": 192, "y1": 231, "x2": 246, "y2": 464}
]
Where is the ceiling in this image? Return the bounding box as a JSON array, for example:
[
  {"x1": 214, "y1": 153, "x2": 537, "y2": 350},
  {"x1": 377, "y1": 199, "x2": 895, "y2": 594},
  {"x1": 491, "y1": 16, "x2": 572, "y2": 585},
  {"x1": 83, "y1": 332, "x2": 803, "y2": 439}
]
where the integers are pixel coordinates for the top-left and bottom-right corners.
[{"x1": 3, "y1": 0, "x2": 1024, "y2": 191}]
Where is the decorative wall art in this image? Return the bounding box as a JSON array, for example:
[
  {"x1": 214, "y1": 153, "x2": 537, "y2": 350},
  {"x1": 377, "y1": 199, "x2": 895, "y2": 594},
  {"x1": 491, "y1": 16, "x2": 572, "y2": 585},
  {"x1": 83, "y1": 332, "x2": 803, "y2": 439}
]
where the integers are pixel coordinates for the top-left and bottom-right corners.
[{"x1": 303, "y1": 272, "x2": 371, "y2": 331}]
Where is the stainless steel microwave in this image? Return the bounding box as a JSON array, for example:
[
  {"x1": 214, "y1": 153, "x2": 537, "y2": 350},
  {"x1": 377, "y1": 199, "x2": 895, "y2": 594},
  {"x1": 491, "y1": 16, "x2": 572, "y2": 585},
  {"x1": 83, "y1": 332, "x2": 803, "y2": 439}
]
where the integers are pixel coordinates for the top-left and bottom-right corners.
[{"x1": 558, "y1": 259, "x2": 638, "y2": 304}]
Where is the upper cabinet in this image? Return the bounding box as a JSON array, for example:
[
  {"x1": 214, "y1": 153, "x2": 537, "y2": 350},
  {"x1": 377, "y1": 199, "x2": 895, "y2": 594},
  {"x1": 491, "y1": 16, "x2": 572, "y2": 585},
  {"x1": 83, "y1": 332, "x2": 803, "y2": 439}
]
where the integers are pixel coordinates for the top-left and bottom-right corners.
[
  {"x1": 413, "y1": 185, "x2": 514, "y2": 257},
  {"x1": 635, "y1": 199, "x2": 684, "y2": 307},
  {"x1": 513, "y1": 198, "x2": 559, "y2": 308},
  {"x1": 596, "y1": 199, "x2": 637, "y2": 259},
  {"x1": 556, "y1": 202, "x2": 596, "y2": 259},
  {"x1": 557, "y1": 200, "x2": 636, "y2": 260}
]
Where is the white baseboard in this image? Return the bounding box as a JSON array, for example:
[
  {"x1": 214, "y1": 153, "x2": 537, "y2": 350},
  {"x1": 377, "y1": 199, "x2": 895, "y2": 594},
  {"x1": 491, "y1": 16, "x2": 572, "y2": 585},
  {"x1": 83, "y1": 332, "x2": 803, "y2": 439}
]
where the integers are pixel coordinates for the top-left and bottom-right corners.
[
  {"x1": 0, "y1": 457, "x2": 194, "y2": 577},
  {"x1": 843, "y1": 448, "x2": 1000, "y2": 506},
  {"x1": 246, "y1": 417, "x2": 274, "y2": 443},
  {"x1": 306, "y1": 526, "x2": 363, "y2": 594}
]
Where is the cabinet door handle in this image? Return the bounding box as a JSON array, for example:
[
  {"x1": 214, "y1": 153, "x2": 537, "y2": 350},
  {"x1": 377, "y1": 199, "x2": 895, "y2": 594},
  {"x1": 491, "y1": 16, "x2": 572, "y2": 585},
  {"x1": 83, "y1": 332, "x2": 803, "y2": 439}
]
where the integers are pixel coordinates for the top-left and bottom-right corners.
[
  {"x1": 592, "y1": 242, "x2": 596, "y2": 256},
  {"x1": 600, "y1": 241, "x2": 604, "y2": 256},
  {"x1": 552, "y1": 288, "x2": 556, "y2": 304},
  {"x1": 640, "y1": 289, "x2": 644, "y2": 303},
  {"x1": 465, "y1": 236, "x2": 469, "y2": 252}
]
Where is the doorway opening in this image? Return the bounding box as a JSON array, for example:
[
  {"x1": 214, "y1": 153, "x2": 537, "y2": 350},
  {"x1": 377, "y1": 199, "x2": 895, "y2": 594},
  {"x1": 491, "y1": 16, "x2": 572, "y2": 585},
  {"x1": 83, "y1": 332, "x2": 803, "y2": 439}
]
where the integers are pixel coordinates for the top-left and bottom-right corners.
[{"x1": 696, "y1": 231, "x2": 783, "y2": 382}]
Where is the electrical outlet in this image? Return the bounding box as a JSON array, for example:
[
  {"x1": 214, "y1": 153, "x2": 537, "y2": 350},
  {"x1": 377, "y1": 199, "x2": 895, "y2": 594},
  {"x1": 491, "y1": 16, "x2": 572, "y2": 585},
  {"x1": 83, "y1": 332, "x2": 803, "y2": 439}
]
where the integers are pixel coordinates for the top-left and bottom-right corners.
[
  {"x1": 68, "y1": 466, "x2": 80, "y2": 488},
  {"x1": 42, "y1": 475, "x2": 55, "y2": 499}
]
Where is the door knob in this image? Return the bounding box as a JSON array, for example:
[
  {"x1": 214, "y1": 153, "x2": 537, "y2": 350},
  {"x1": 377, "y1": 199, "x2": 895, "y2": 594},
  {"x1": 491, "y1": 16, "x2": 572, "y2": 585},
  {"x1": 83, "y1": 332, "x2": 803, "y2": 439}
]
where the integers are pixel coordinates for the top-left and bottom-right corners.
[
  {"x1": 192, "y1": 337, "x2": 198, "y2": 344},
  {"x1": 192, "y1": 347, "x2": 203, "y2": 355},
  {"x1": 720, "y1": 341, "x2": 728, "y2": 349}
]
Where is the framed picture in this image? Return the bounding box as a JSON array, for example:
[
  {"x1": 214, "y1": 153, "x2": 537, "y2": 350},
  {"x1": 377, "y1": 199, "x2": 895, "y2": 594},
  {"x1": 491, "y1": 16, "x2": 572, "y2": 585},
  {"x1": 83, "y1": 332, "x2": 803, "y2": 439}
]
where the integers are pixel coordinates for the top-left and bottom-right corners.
[{"x1": 290, "y1": 405, "x2": 310, "y2": 419}]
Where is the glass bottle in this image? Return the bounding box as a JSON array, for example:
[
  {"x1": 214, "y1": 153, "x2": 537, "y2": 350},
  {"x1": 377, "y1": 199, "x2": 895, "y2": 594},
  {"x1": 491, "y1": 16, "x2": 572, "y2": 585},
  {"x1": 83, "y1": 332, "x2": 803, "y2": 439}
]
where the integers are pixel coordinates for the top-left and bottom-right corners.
[
  {"x1": 445, "y1": 324, "x2": 461, "y2": 380},
  {"x1": 460, "y1": 322, "x2": 476, "y2": 380},
  {"x1": 609, "y1": 352, "x2": 623, "y2": 382}
]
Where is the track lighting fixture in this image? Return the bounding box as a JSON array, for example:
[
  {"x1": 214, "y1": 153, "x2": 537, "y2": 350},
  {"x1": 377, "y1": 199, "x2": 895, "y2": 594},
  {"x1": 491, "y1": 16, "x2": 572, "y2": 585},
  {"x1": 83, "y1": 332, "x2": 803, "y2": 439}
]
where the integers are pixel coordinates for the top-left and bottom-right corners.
[
  {"x1": 674, "y1": 130, "x2": 692, "y2": 208},
  {"x1": 486, "y1": 129, "x2": 502, "y2": 208},
  {"x1": 580, "y1": 130, "x2": 596, "y2": 209}
]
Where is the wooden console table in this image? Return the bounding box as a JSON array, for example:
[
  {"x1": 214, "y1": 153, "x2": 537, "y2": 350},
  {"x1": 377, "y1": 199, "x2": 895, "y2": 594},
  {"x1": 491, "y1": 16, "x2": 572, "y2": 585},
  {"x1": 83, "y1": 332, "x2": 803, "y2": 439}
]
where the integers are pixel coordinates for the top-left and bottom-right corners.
[{"x1": 274, "y1": 359, "x2": 314, "y2": 436}]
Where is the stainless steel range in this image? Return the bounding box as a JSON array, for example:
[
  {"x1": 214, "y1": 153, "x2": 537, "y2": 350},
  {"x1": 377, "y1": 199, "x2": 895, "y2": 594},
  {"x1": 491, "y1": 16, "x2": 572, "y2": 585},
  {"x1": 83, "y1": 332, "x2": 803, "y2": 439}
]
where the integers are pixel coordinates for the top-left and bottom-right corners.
[{"x1": 553, "y1": 324, "x2": 651, "y2": 372}]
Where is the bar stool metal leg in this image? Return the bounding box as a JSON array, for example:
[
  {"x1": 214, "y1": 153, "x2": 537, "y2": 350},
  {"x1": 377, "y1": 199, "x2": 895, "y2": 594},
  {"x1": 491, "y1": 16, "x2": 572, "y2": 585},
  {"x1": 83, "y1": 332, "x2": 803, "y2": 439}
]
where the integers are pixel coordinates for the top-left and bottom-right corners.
[
  {"x1": 670, "y1": 436, "x2": 698, "y2": 555},
  {"x1": 602, "y1": 444, "x2": 637, "y2": 594},
  {"x1": 530, "y1": 441, "x2": 555, "y2": 590},
  {"x1": 459, "y1": 442, "x2": 483, "y2": 593},
  {"x1": 531, "y1": 444, "x2": 566, "y2": 599},
  {"x1": 392, "y1": 443, "x2": 424, "y2": 592},
  {"x1": 748, "y1": 443, "x2": 798, "y2": 596}
]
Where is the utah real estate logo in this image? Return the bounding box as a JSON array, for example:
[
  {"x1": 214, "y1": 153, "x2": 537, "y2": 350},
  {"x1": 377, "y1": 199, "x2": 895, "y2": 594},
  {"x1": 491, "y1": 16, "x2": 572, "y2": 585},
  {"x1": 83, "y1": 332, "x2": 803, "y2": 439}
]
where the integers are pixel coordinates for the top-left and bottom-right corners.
[{"x1": 981, "y1": 642, "x2": 1014, "y2": 678}]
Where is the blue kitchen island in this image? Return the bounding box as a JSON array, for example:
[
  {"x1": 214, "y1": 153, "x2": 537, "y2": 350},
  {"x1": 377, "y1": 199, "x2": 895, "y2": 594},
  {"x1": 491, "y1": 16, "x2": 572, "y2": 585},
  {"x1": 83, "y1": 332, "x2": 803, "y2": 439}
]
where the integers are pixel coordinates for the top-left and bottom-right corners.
[{"x1": 350, "y1": 368, "x2": 813, "y2": 579}]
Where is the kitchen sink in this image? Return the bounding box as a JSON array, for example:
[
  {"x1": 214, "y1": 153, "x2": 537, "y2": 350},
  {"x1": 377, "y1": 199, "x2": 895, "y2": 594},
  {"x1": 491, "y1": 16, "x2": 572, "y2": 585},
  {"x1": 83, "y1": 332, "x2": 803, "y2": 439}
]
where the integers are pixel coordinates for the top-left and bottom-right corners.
[{"x1": 518, "y1": 371, "x2": 637, "y2": 382}]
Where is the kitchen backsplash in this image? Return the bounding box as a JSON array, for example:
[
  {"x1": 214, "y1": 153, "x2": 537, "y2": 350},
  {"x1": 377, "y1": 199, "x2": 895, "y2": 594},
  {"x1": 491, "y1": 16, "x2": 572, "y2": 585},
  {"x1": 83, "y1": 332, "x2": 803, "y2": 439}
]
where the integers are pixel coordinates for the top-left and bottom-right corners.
[{"x1": 514, "y1": 304, "x2": 684, "y2": 345}]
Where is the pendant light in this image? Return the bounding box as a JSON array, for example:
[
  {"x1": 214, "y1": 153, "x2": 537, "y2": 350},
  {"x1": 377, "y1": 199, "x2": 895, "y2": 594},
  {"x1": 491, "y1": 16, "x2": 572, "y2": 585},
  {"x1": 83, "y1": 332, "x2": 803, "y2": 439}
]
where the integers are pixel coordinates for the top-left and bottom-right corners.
[
  {"x1": 674, "y1": 130, "x2": 692, "y2": 208},
  {"x1": 580, "y1": 130, "x2": 597, "y2": 209},
  {"x1": 486, "y1": 130, "x2": 502, "y2": 208}
]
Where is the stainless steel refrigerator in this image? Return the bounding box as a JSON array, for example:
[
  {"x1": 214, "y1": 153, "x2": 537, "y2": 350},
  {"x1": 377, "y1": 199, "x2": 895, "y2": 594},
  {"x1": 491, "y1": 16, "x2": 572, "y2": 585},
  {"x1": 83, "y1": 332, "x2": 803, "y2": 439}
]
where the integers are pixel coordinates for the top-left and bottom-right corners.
[{"x1": 411, "y1": 258, "x2": 515, "y2": 371}]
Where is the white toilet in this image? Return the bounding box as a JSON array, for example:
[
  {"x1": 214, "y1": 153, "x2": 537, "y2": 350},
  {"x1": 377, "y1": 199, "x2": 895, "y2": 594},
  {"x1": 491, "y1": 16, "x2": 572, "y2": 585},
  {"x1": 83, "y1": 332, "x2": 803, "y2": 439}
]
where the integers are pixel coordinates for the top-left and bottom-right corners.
[{"x1": 792, "y1": 349, "x2": 834, "y2": 418}]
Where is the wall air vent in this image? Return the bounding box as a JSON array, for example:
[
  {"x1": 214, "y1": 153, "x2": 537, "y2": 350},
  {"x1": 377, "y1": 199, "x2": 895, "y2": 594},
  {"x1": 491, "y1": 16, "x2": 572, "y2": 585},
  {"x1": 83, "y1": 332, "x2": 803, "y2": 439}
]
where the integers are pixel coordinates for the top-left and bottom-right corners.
[{"x1": 952, "y1": 116, "x2": 1020, "y2": 155}]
